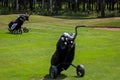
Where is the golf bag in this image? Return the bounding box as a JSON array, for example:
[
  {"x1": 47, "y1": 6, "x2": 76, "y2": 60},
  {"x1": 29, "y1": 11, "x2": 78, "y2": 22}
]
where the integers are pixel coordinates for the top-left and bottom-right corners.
[
  {"x1": 49, "y1": 25, "x2": 85, "y2": 78},
  {"x1": 8, "y1": 13, "x2": 29, "y2": 34}
]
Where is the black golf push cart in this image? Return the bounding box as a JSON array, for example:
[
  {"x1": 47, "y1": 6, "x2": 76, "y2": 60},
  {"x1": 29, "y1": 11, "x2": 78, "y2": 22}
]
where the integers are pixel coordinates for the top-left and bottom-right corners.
[
  {"x1": 8, "y1": 13, "x2": 30, "y2": 34},
  {"x1": 49, "y1": 25, "x2": 85, "y2": 78}
]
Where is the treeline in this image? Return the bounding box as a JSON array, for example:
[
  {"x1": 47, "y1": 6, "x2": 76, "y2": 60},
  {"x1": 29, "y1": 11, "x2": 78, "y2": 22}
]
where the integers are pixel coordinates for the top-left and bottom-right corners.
[{"x1": 0, "y1": 0, "x2": 120, "y2": 17}]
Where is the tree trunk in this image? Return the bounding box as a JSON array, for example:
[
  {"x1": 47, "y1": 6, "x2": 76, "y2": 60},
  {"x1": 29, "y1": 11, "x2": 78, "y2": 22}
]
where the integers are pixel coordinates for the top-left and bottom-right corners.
[
  {"x1": 29, "y1": 0, "x2": 33, "y2": 10},
  {"x1": 42, "y1": 0, "x2": 44, "y2": 9},
  {"x1": 87, "y1": 0, "x2": 91, "y2": 11},
  {"x1": 119, "y1": 1, "x2": 120, "y2": 13},
  {"x1": 50, "y1": 0, "x2": 53, "y2": 15},
  {"x1": 16, "y1": 0, "x2": 19, "y2": 11},
  {"x1": 75, "y1": 0, "x2": 78, "y2": 13},
  {"x1": 96, "y1": 0, "x2": 100, "y2": 13},
  {"x1": 82, "y1": 0, "x2": 85, "y2": 11},
  {"x1": 100, "y1": 0, "x2": 105, "y2": 17},
  {"x1": 111, "y1": 0, "x2": 115, "y2": 11}
]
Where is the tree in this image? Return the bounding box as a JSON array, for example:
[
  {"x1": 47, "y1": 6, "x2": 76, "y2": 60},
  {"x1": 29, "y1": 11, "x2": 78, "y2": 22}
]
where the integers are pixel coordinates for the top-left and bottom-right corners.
[
  {"x1": 50, "y1": 0, "x2": 53, "y2": 15},
  {"x1": 100, "y1": 0, "x2": 105, "y2": 17},
  {"x1": 0, "y1": 0, "x2": 119, "y2": 16},
  {"x1": 16, "y1": 0, "x2": 19, "y2": 11}
]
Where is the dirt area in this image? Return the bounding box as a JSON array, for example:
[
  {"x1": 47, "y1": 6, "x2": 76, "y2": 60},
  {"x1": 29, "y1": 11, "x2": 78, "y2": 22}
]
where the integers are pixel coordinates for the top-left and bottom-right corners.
[{"x1": 94, "y1": 27, "x2": 120, "y2": 31}]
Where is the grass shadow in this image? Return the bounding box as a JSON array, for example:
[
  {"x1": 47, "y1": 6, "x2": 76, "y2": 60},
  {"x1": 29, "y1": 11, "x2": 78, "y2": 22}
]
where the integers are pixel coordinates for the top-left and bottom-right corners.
[
  {"x1": 73, "y1": 76, "x2": 84, "y2": 78},
  {"x1": 51, "y1": 16, "x2": 97, "y2": 20},
  {"x1": 43, "y1": 74, "x2": 67, "y2": 80},
  {"x1": 6, "y1": 32, "x2": 11, "y2": 34},
  {"x1": 5, "y1": 32, "x2": 23, "y2": 35}
]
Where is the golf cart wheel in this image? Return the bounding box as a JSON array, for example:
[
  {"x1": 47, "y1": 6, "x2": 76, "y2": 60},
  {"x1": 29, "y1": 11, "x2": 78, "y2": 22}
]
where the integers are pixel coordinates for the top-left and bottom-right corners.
[
  {"x1": 76, "y1": 64, "x2": 85, "y2": 77},
  {"x1": 23, "y1": 27, "x2": 29, "y2": 33},
  {"x1": 19, "y1": 29, "x2": 22, "y2": 34},
  {"x1": 49, "y1": 65, "x2": 57, "y2": 79}
]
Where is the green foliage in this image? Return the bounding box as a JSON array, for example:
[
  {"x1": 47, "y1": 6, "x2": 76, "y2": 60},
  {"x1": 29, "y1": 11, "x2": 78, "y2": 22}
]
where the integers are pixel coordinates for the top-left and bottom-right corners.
[
  {"x1": 105, "y1": 10, "x2": 120, "y2": 17},
  {"x1": 0, "y1": 0, "x2": 120, "y2": 17},
  {"x1": 0, "y1": 7, "x2": 10, "y2": 14},
  {"x1": 0, "y1": 15, "x2": 120, "y2": 80},
  {"x1": 33, "y1": 7, "x2": 50, "y2": 16}
]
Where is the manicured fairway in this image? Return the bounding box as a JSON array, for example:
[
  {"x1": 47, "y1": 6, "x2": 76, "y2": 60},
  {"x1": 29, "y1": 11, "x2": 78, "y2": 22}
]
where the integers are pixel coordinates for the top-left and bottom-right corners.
[{"x1": 0, "y1": 15, "x2": 120, "y2": 80}]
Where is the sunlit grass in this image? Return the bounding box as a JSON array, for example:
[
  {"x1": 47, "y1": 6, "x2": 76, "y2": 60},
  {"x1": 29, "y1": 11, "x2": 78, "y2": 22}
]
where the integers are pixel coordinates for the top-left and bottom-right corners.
[{"x1": 0, "y1": 15, "x2": 120, "y2": 80}]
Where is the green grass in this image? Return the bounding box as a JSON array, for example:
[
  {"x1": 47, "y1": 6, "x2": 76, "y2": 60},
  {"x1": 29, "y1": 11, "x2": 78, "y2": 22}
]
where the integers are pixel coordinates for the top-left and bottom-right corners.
[{"x1": 0, "y1": 15, "x2": 120, "y2": 80}]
